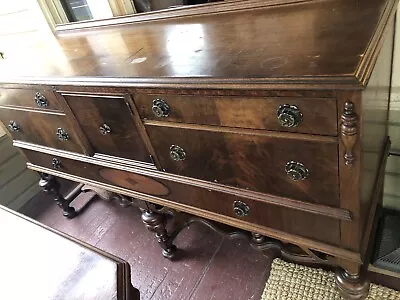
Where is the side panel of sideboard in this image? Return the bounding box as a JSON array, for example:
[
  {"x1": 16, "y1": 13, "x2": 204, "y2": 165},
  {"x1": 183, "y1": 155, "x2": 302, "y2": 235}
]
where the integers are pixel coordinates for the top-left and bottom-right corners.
[
  {"x1": 360, "y1": 17, "x2": 395, "y2": 254},
  {"x1": 337, "y1": 17, "x2": 394, "y2": 253}
]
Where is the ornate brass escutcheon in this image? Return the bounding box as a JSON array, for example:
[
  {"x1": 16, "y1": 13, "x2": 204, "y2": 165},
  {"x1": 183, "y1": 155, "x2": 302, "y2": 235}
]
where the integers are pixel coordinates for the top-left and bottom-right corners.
[
  {"x1": 152, "y1": 98, "x2": 170, "y2": 118},
  {"x1": 8, "y1": 120, "x2": 20, "y2": 132},
  {"x1": 169, "y1": 145, "x2": 186, "y2": 161},
  {"x1": 99, "y1": 123, "x2": 111, "y2": 135},
  {"x1": 56, "y1": 128, "x2": 69, "y2": 141},
  {"x1": 34, "y1": 92, "x2": 49, "y2": 107},
  {"x1": 233, "y1": 200, "x2": 250, "y2": 217},
  {"x1": 285, "y1": 161, "x2": 309, "y2": 181},
  {"x1": 277, "y1": 104, "x2": 303, "y2": 128},
  {"x1": 52, "y1": 158, "x2": 62, "y2": 169}
]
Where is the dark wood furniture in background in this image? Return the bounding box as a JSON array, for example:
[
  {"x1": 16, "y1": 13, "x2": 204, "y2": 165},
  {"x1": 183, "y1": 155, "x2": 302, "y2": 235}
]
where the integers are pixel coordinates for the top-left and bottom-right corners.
[
  {"x1": 0, "y1": 0, "x2": 397, "y2": 299},
  {"x1": 0, "y1": 205, "x2": 139, "y2": 299}
]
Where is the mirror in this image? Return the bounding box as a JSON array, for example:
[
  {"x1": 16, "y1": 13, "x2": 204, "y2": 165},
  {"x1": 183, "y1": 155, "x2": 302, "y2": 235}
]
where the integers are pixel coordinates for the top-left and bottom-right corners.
[{"x1": 53, "y1": 0, "x2": 225, "y2": 23}]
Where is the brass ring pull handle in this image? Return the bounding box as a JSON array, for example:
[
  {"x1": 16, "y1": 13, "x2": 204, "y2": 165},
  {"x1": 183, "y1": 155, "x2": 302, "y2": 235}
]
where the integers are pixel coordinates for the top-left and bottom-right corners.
[
  {"x1": 8, "y1": 120, "x2": 20, "y2": 132},
  {"x1": 99, "y1": 123, "x2": 111, "y2": 135},
  {"x1": 52, "y1": 158, "x2": 62, "y2": 169},
  {"x1": 233, "y1": 200, "x2": 250, "y2": 217},
  {"x1": 277, "y1": 104, "x2": 303, "y2": 128},
  {"x1": 34, "y1": 92, "x2": 48, "y2": 107},
  {"x1": 285, "y1": 161, "x2": 309, "y2": 181},
  {"x1": 152, "y1": 98, "x2": 170, "y2": 118},
  {"x1": 169, "y1": 145, "x2": 186, "y2": 161},
  {"x1": 56, "y1": 128, "x2": 69, "y2": 141}
]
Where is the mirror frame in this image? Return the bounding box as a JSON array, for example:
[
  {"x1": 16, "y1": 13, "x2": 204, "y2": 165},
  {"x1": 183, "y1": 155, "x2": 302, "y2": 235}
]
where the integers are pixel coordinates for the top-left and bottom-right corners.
[{"x1": 54, "y1": 0, "x2": 284, "y2": 32}]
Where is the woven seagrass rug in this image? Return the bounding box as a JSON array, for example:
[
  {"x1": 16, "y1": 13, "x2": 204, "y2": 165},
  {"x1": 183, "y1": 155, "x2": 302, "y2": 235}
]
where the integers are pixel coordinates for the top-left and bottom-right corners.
[{"x1": 261, "y1": 259, "x2": 400, "y2": 300}]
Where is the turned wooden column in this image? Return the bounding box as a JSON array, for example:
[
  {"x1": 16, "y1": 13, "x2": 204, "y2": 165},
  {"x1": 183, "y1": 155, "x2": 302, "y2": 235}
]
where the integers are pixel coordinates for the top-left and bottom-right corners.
[
  {"x1": 39, "y1": 173, "x2": 77, "y2": 219},
  {"x1": 141, "y1": 209, "x2": 177, "y2": 259}
]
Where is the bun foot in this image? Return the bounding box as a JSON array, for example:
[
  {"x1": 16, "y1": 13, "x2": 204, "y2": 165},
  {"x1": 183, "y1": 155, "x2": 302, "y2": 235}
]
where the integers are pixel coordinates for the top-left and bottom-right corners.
[
  {"x1": 162, "y1": 245, "x2": 177, "y2": 259},
  {"x1": 335, "y1": 268, "x2": 370, "y2": 300},
  {"x1": 63, "y1": 207, "x2": 77, "y2": 219}
]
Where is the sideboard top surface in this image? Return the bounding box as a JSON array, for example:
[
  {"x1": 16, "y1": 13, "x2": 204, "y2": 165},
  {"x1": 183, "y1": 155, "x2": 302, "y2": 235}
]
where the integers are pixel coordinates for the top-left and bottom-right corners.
[{"x1": 0, "y1": 0, "x2": 396, "y2": 89}]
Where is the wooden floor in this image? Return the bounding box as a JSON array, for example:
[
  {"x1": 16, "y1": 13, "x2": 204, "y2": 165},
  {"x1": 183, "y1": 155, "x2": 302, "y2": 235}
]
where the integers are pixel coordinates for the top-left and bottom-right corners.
[
  {"x1": 20, "y1": 185, "x2": 400, "y2": 299},
  {"x1": 21, "y1": 188, "x2": 271, "y2": 300}
]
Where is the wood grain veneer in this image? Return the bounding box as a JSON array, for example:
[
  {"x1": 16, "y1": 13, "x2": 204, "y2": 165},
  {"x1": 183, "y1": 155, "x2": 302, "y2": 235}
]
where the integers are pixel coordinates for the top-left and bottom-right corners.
[
  {"x1": 62, "y1": 93, "x2": 152, "y2": 163},
  {"x1": 146, "y1": 124, "x2": 340, "y2": 206},
  {"x1": 0, "y1": 88, "x2": 62, "y2": 112},
  {"x1": 0, "y1": 0, "x2": 395, "y2": 90},
  {"x1": 0, "y1": 109, "x2": 86, "y2": 154},
  {"x1": 135, "y1": 94, "x2": 337, "y2": 135}
]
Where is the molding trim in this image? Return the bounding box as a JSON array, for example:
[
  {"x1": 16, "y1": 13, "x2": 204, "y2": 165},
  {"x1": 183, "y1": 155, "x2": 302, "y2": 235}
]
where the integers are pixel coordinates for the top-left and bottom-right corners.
[
  {"x1": 355, "y1": 0, "x2": 398, "y2": 86},
  {"x1": 145, "y1": 120, "x2": 338, "y2": 142},
  {"x1": 0, "y1": 105, "x2": 65, "y2": 116},
  {"x1": 0, "y1": 75, "x2": 363, "y2": 91}
]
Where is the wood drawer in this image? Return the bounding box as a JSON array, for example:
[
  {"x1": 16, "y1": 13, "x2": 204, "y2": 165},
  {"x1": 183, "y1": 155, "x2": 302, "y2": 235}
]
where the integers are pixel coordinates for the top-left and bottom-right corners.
[
  {"x1": 0, "y1": 88, "x2": 62, "y2": 111},
  {"x1": 0, "y1": 109, "x2": 85, "y2": 154},
  {"x1": 23, "y1": 149, "x2": 341, "y2": 246},
  {"x1": 63, "y1": 93, "x2": 152, "y2": 163},
  {"x1": 135, "y1": 94, "x2": 337, "y2": 136},
  {"x1": 146, "y1": 125, "x2": 339, "y2": 207}
]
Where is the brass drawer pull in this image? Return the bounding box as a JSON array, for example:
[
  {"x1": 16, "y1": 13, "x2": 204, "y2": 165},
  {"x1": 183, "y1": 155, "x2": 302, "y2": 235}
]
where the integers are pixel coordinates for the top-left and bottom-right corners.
[
  {"x1": 233, "y1": 200, "x2": 250, "y2": 217},
  {"x1": 52, "y1": 158, "x2": 62, "y2": 169},
  {"x1": 285, "y1": 161, "x2": 309, "y2": 181},
  {"x1": 152, "y1": 98, "x2": 170, "y2": 118},
  {"x1": 170, "y1": 145, "x2": 186, "y2": 161},
  {"x1": 56, "y1": 128, "x2": 69, "y2": 141},
  {"x1": 34, "y1": 92, "x2": 49, "y2": 108},
  {"x1": 8, "y1": 120, "x2": 20, "y2": 132},
  {"x1": 99, "y1": 123, "x2": 111, "y2": 135},
  {"x1": 277, "y1": 104, "x2": 303, "y2": 128}
]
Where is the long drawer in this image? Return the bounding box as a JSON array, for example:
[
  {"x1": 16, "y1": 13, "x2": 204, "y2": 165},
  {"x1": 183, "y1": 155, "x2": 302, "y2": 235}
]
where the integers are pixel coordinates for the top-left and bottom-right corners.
[
  {"x1": 146, "y1": 125, "x2": 340, "y2": 207},
  {"x1": 0, "y1": 109, "x2": 85, "y2": 154},
  {"x1": 0, "y1": 88, "x2": 62, "y2": 111},
  {"x1": 134, "y1": 94, "x2": 337, "y2": 136},
  {"x1": 23, "y1": 149, "x2": 341, "y2": 246}
]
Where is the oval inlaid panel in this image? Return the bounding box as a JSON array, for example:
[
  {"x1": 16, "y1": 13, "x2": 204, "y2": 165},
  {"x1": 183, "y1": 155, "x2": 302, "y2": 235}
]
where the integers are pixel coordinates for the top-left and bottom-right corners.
[{"x1": 98, "y1": 168, "x2": 170, "y2": 196}]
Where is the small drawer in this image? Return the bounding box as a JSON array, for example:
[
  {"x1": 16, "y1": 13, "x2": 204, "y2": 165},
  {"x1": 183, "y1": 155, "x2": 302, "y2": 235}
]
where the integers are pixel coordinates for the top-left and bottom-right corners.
[
  {"x1": 0, "y1": 109, "x2": 85, "y2": 154},
  {"x1": 0, "y1": 88, "x2": 62, "y2": 111},
  {"x1": 23, "y1": 149, "x2": 341, "y2": 246},
  {"x1": 62, "y1": 93, "x2": 152, "y2": 163},
  {"x1": 134, "y1": 94, "x2": 337, "y2": 136},
  {"x1": 146, "y1": 125, "x2": 339, "y2": 207}
]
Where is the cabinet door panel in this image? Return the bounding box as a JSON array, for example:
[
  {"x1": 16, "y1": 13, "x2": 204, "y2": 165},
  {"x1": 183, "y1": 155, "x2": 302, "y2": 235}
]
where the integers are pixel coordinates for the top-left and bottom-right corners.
[{"x1": 63, "y1": 94, "x2": 151, "y2": 163}]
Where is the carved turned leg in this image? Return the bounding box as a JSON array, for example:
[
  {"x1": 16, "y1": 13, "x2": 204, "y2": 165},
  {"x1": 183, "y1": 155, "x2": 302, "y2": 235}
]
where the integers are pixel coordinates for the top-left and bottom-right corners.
[
  {"x1": 335, "y1": 265, "x2": 370, "y2": 300},
  {"x1": 141, "y1": 209, "x2": 177, "y2": 259},
  {"x1": 39, "y1": 173, "x2": 77, "y2": 219}
]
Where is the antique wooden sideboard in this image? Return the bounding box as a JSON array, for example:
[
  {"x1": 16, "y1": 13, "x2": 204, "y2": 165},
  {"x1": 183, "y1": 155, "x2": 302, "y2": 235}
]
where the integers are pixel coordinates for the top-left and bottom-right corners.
[{"x1": 0, "y1": 0, "x2": 397, "y2": 298}]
